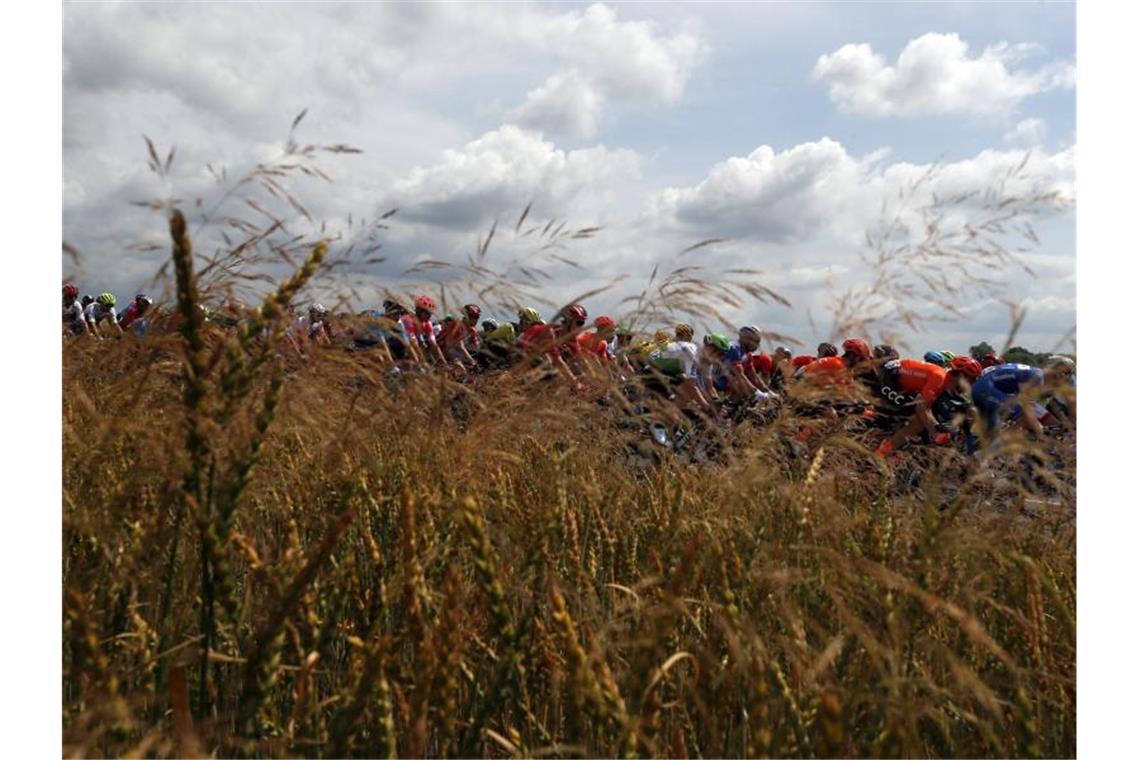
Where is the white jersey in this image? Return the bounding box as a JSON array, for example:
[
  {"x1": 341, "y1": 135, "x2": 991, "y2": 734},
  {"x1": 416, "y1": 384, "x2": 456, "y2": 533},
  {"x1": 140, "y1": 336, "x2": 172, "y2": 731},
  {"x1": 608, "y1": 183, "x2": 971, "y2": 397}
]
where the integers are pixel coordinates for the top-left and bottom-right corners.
[
  {"x1": 648, "y1": 341, "x2": 700, "y2": 378},
  {"x1": 63, "y1": 301, "x2": 85, "y2": 333},
  {"x1": 84, "y1": 302, "x2": 118, "y2": 325}
]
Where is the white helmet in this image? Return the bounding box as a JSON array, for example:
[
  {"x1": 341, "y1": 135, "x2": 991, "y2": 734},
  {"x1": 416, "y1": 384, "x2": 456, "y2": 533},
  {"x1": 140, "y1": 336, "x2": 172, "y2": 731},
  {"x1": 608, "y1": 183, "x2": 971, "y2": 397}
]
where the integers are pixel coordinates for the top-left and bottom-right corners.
[{"x1": 1047, "y1": 355, "x2": 1075, "y2": 374}]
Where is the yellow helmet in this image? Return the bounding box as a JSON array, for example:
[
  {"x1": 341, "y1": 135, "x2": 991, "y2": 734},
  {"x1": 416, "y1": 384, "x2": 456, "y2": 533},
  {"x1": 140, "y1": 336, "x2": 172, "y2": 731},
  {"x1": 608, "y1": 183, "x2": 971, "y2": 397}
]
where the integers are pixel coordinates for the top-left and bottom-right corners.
[{"x1": 517, "y1": 307, "x2": 542, "y2": 324}]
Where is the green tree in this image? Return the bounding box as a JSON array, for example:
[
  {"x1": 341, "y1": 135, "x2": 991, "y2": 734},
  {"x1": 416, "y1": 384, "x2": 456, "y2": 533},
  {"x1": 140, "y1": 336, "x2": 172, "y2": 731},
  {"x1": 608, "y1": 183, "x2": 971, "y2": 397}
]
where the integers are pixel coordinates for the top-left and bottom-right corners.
[
  {"x1": 969, "y1": 341, "x2": 997, "y2": 360},
  {"x1": 1004, "y1": 346, "x2": 1050, "y2": 366}
]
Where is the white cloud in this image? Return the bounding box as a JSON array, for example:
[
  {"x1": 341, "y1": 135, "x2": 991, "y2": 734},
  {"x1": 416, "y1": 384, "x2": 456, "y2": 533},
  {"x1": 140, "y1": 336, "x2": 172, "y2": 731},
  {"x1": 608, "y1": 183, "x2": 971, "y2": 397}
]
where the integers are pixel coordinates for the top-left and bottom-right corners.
[
  {"x1": 510, "y1": 70, "x2": 606, "y2": 138},
  {"x1": 390, "y1": 125, "x2": 641, "y2": 229},
  {"x1": 648, "y1": 137, "x2": 1074, "y2": 244},
  {"x1": 539, "y1": 3, "x2": 706, "y2": 102},
  {"x1": 1004, "y1": 117, "x2": 1048, "y2": 146},
  {"x1": 506, "y1": 3, "x2": 707, "y2": 137},
  {"x1": 812, "y1": 33, "x2": 1075, "y2": 118}
]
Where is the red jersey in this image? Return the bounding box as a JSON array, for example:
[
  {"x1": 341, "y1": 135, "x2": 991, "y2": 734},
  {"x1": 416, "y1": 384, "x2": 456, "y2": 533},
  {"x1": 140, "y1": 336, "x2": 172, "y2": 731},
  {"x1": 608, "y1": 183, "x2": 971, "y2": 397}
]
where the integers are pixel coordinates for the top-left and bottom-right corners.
[
  {"x1": 576, "y1": 331, "x2": 611, "y2": 361},
  {"x1": 803, "y1": 356, "x2": 849, "y2": 381},
  {"x1": 793, "y1": 355, "x2": 815, "y2": 369},
  {"x1": 519, "y1": 323, "x2": 559, "y2": 359},
  {"x1": 399, "y1": 314, "x2": 437, "y2": 347},
  {"x1": 895, "y1": 359, "x2": 950, "y2": 403},
  {"x1": 438, "y1": 320, "x2": 479, "y2": 349},
  {"x1": 118, "y1": 302, "x2": 147, "y2": 328},
  {"x1": 750, "y1": 353, "x2": 773, "y2": 377}
]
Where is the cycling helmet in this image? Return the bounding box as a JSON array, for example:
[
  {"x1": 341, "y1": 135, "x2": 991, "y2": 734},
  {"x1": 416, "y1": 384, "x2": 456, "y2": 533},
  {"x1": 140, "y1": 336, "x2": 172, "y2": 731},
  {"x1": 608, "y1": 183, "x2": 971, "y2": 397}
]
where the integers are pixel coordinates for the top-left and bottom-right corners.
[
  {"x1": 981, "y1": 351, "x2": 1003, "y2": 368},
  {"x1": 561, "y1": 303, "x2": 588, "y2": 323},
  {"x1": 82, "y1": 295, "x2": 95, "y2": 307},
  {"x1": 841, "y1": 338, "x2": 872, "y2": 362},
  {"x1": 63, "y1": 283, "x2": 80, "y2": 298},
  {"x1": 924, "y1": 350, "x2": 948, "y2": 367},
  {"x1": 1047, "y1": 355, "x2": 1076, "y2": 374},
  {"x1": 739, "y1": 324, "x2": 762, "y2": 342},
  {"x1": 462, "y1": 304, "x2": 481, "y2": 320},
  {"x1": 873, "y1": 344, "x2": 898, "y2": 359},
  {"x1": 135, "y1": 294, "x2": 153, "y2": 307},
  {"x1": 817, "y1": 342, "x2": 839, "y2": 358},
  {"x1": 310, "y1": 303, "x2": 328, "y2": 316},
  {"x1": 704, "y1": 333, "x2": 731, "y2": 352},
  {"x1": 654, "y1": 329, "x2": 671, "y2": 343},
  {"x1": 774, "y1": 346, "x2": 792, "y2": 360},
  {"x1": 675, "y1": 323, "x2": 695, "y2": 341},
  {"x1": 594, "y1": 315, "x2": 616, "y2": 331},
  {"x1": 949, "y1": 356, "x2": 982, "y2": 380},
  {"x1": 617, "y1": 324, "x2": 634, "y2": 338},
  {"x1": 481, "y1": 319, "x2": 499, "y2": 332},
  {"x1": 414, "y1": 295, "x2": 436, "y2": 313},
  {"x1": 382, "y1": 298, "x2": 402, "y2": 314},
  {"x1": 517, "y1": 306, "x2": 542, "y2": 324},
  {"x1": 96, "y1": 292, "x2": 117, "y2": 307},
  {"x1": 939, "y1": 350, "x2": 956, "y2": 362}
]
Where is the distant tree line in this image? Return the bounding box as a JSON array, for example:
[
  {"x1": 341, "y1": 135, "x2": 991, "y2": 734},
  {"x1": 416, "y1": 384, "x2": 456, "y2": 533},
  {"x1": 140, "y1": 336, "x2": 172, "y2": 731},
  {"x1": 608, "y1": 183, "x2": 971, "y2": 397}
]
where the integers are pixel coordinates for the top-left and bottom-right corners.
[{"x1": 968, "y1": 340, "x2": 1070, "y2": 367}]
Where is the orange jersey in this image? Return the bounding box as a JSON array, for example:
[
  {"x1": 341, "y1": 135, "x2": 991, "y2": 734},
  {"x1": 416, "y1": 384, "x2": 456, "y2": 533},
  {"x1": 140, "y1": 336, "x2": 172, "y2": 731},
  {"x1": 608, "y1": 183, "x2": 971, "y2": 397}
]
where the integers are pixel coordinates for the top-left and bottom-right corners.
[
  {"x1": 520, "y1": 323, "x2": 579, "y2": 360},
  {"x1": 576, "y1": 331, "x2": 611, "y2": 361},
  {"x1": 803, "y1": 356, "x2": 850, "y2": 385},
  {"x1": 895, "y1": 359, "x2": 949, "y2": 403}
]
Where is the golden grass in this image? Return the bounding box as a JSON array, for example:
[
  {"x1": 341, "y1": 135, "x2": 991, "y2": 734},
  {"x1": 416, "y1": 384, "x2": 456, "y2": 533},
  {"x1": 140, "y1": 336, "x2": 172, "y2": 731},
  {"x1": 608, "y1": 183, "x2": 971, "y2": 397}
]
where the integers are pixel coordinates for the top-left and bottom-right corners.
[
  {"x1": 62, "y1": 240, "x2": 1075, "y2": 757},
  {"x1": 62, "y1": 130, "x2": 1075, "y2": 756}
]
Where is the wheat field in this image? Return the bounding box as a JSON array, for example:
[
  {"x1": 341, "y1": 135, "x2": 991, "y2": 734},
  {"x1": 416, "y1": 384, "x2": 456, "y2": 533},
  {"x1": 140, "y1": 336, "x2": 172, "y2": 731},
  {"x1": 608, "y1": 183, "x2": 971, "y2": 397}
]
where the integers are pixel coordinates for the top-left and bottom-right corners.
[{"x1": 60, "y1": 207, "x2": 1075, "y2": 758}]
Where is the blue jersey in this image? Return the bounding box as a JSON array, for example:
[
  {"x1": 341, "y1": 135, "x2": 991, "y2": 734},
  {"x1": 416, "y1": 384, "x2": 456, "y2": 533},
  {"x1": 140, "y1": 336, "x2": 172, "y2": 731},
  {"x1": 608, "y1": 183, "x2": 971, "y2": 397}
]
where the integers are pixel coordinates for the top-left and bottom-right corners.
[
  {"x1": 972, "y1": 363, "x2": 1045, "y2": 432},
  {"x1": 974, "y1": 363, "x2": 1043, "y2": 397},
  {"x1": 725, "y1": 342, "x2": 748, "y2": 365}
]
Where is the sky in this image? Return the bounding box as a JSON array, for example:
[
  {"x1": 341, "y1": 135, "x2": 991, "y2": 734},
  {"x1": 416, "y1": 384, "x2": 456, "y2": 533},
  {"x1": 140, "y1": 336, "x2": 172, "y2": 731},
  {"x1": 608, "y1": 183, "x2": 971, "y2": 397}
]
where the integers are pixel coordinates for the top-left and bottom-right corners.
[{"x1": 61, "y1": 1, "x2": 1076, "y2": 352}]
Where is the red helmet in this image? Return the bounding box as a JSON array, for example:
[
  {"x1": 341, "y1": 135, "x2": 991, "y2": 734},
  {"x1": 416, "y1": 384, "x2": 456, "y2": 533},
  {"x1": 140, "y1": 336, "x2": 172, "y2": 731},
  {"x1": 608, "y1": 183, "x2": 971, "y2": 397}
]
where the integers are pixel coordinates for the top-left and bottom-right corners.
[
  {"x1": 562, "y1": 303, "x2": 588, "y2": 323},
  {"x1": 593, "y1": 315, "x2": 616, "y2": 330},
  {"x1": 841, "y1": 338, "x2": 872, "y2": 362},
  {"x1": 63, "y1": 283, "x2": 80, "y2": 298},
  {"x1": 980, "y1": 352, "x2": 1003, "y2": 368},
  {"x1": 462, "y1": 303, "x2": 481, "y2": 320},
  {"x1": 414, "y1": 295, "x2": 436, "y2": 313},
  {"x1": 950, "y1": 356, "x2": 982, "y2": 380}
]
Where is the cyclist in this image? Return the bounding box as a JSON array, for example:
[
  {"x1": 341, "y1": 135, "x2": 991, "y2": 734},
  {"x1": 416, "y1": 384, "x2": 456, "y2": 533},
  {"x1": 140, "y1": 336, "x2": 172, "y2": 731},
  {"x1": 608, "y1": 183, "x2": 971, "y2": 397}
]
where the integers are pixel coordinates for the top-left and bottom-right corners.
[
  {"x1": 1041, "y1": 355, "x2": 1077, "y2": 426},
  {"x1": 438, "y1": 304, "x2": 483, "y2": 367},
  {"x1": 971, "y1": 358, "x2": 1074, "y2": 438},
  {"x1": 791, "y1": 338, "x2": 875, "y2": 439},
  {"x1": 308, "y1": 303, "x2": 333, "y2": 345},
  {"x1": 577, "y1": 315, "x2": 617, "y2": 361},
  {"x1": 923, "y1": 350, "x2": 949, "y2": 367},
  {"x1": 700, "y1": 333, "x2": 766, "y2": 403},
  {"x1": 817, "y1": 342, "x2": 839, "y2": 358},
  {"x1": 731, "y1": 325, "x2": 773, "y2": 392},
  {"x1": 84, "y1": 292, "x2": 122, "y2": 337},
  {"x1": 517, "y1": 304, "x2": 584, "y2": 384},
  {"x1": 980, "y1": 350, "x2": 1004, "y2": 369},
  {"x1": 645, "y1": 332, "x2": 713, "y2": 413},
  {"x1": 612, "y1": 323, "x2": 638, "y2": 374},
  {"x1": 874, "y1": 344, "x2": 899, "y2": 361},
  {"x1": 399, "y1": 295, "x2": 446, "y2": 365},
  {"x1": 118, "y1": 294, "x2": 153, "y2": 334},
  {"x1": 876, "y1": 355, "x2": 982, "y2": 456},
  {"x1": 63, "y1": 283, "x2": 86, "y2": 336},
  {"x1": 803, "y1": 338, "x2": 874, "y2": 385},
  {"x1": 576, "y1": 316, "x2": 619, "y2": 384}
]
